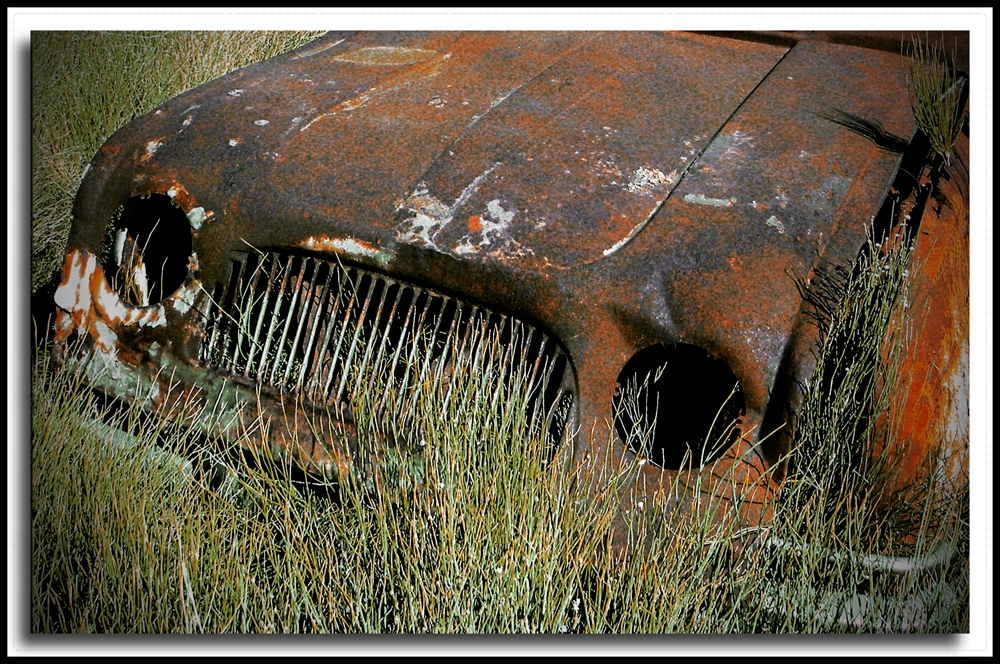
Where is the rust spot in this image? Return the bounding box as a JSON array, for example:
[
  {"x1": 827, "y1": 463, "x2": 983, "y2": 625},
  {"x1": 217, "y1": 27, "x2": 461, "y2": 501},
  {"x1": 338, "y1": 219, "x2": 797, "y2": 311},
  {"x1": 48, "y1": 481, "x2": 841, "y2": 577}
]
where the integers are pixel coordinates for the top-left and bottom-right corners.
[
  {"x1": 298, "y1": 235, "x2": 394, "y2": 267},
  {"x1": 467, "y1": 214, "x2": 483, "y2": 233},
  {"x1": 883, "y1": 129, "x2": 970, "y2": 494},
  {"x1": 53, "y1": 249, "x2": 167, "y2": 353}
]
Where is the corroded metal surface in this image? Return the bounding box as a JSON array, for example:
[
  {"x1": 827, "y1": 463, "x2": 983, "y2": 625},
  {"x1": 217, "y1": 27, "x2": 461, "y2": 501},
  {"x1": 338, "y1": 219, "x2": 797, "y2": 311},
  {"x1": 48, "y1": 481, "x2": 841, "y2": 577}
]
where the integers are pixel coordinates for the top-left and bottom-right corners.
[
  {"x1": 53, "y1": 30, "x2": 962, "y2": 542},
  {"x1": 885, "y1": 124, "x2": 970, "y2": 492}
]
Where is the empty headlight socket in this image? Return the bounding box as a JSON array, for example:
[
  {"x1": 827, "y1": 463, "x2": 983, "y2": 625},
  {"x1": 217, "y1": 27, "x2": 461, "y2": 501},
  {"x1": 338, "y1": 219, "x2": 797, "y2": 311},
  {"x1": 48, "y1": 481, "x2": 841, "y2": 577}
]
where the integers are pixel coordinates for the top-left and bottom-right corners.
[
  {"x1": 613, "y1": 343, "x2": 747, "y2": 470},
  {"x1": 101, "y1": 193, "x2": 193, "y2": 307}
]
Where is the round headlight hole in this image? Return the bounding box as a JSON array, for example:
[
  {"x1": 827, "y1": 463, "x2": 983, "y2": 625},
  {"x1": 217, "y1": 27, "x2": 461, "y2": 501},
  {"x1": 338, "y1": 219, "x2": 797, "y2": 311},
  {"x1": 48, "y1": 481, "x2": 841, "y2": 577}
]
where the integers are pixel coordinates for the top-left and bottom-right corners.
[
  {"x1": 102, "y1": 194, "x2": 192, "y2": 306},
  {"x1": 613, "y1": 343, "x2": 746, "y2": 470}
]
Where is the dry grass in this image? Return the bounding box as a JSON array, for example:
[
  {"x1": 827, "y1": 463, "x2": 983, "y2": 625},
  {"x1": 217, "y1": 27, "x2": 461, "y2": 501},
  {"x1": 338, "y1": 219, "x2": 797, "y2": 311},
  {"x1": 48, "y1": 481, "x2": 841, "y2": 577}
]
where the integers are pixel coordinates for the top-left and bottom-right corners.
[
  {"x1": 902, "y1": 33, "x2": 967, "y2": 165},
  {"x1": 29, "y1": 31, "x2": 969, "y2": 634},
  {"x1": 30, "y1": 230, "x2": 968, "y2": 633}
]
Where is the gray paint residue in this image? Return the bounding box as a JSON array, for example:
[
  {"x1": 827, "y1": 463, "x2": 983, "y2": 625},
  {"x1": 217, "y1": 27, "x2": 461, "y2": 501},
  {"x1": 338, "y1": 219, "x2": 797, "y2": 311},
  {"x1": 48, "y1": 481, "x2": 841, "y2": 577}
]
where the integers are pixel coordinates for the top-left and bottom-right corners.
[{"x1": 683, "y1": 193, "x2": 734, "y2": 208}]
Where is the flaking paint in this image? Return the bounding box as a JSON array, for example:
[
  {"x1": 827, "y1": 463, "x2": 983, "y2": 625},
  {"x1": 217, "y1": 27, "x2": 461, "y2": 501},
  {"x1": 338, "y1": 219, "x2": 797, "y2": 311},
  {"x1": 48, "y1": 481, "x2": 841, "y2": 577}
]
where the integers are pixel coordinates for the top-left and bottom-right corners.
[
  {"x1": 684, "y1": 193, "x2": 735, "y2": 207},
  {"x1": 298, "y1": 235, "x2": 395, "y2": 267}
]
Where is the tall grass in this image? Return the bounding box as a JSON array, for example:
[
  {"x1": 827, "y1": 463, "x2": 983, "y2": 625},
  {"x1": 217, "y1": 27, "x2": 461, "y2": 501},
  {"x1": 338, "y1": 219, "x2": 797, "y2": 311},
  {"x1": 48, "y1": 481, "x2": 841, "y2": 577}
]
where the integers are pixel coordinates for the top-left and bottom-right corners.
[
  {"x1": 30, "y1": 32, "x2": 968, "y2": 634},
  {"x1": 762, "y1": 229, "x2": 968, "y2": 632},
  {"x1": 30, "y1": 229, "x2": 968, "y2": 633},
  {"x1": 902, "y1": 33, "x2": 966, "y2": 166}
]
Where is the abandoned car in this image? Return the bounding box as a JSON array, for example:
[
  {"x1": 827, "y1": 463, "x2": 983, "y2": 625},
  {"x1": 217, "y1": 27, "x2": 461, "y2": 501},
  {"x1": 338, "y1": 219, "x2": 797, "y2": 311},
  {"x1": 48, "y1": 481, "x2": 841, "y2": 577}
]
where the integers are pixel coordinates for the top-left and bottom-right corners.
[{"x1": 50, "y1": 30, "x2": 970, "y2": 539}]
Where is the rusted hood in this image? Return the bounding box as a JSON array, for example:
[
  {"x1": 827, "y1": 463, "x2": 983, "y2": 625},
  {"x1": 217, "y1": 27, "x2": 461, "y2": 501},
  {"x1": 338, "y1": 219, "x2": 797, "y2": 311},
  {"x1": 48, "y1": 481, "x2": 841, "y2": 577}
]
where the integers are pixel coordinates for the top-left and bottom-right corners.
[
  {"x1": 72, "y1": 32, "x2": 790, "y2": 268},
  {"x1": 67, "y1": 30, "x2": 918, "y2": 495}
]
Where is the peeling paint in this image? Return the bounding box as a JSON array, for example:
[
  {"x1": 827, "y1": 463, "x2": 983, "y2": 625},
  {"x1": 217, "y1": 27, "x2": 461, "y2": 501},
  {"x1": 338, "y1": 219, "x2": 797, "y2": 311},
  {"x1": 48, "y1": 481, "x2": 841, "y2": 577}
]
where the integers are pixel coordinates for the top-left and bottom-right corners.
[
  {"x1": 626, "y1": 167, "x2": 677, "y2": 196},
  {"x1": 170, "y1": 280, "x2": 200, "y2": 314},
  {"x1": 453, "y1": 198, "x2": 523, "y2": 257},
  {"x1": 122, "y1": 262, "x2": 150, "y2": 307},
  {"x1": 396, "y1": 187, "x2": 453, "y2": 251},
  {"x1": 683, "y1": 193, "x2": 735, "y2": 207},
  {"x1": 114, "y1": 229, "x2": 127, "y2": 265},
  {"x1": 229, "y1": 139, "x2": 242, "y2": 147},
  {"x1": 486, "y1": 199, "x2": 514, "y2": 226},
  {"x1": 143, "y1": 140, "x2": 163, "y2": 162},
  {"x1": 53, "y1": 250, "x2": 166, "y2": 352},
  {"x1": 333, "y1": 46, "x2": 439, "y2": 66},
  {"x1": 187, "y1": 207, "x2": 206, "y2": 230},
  {"x1": 396, "y1": 162, "x2": 501, "y2": 251},
  {"x1": 299, "y1": 235, "x2": 395, "y2": 267},
  {"x1": 255, "y1": 119, "x2": 270, "y2": 126},
  {"x1": 227, "y1": 89, "x2": 244, "y2": 98}
]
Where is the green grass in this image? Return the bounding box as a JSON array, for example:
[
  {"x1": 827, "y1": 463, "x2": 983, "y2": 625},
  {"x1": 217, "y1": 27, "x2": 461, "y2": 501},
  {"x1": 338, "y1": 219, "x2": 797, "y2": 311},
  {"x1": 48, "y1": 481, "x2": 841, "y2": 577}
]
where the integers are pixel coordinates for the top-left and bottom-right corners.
[{"x1": 29, "y1": 32, "x2": 969, "y2": 634}]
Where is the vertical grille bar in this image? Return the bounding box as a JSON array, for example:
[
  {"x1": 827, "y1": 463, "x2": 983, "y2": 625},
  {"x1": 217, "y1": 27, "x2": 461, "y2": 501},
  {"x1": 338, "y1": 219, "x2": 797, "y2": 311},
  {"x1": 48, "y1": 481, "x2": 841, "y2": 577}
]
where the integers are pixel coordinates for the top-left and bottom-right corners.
[
  {"x1": 334, "y1": 275, "x2": 380, "y2": 403},
  {"x1": 304, "y1": 264, "x2": 346, "y2": 401},
  {"x1": 268, "y1": 256, "x2": 309, "y2": 386},
  {"x1": 201, "y1": 251, "x2": 574, "y2": 446}
]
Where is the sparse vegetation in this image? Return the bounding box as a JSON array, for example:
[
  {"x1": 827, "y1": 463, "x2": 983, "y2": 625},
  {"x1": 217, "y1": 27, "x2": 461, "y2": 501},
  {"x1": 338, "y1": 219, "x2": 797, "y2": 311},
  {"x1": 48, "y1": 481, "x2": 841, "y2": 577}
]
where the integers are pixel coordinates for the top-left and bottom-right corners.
[
  {"x1": 29, "y1": 32, "x2": 969, "y2": 634},
  {"x1": 903, "y1": 33, "x2": 967, "y2": 165}
]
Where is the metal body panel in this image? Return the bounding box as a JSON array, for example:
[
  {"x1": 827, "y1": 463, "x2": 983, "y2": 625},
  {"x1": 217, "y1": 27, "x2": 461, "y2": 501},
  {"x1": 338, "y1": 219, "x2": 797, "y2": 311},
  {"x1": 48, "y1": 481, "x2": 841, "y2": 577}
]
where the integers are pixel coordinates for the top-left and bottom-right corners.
[{"x1": 53, "y1": 31, "x2": 956, "y2": 539}]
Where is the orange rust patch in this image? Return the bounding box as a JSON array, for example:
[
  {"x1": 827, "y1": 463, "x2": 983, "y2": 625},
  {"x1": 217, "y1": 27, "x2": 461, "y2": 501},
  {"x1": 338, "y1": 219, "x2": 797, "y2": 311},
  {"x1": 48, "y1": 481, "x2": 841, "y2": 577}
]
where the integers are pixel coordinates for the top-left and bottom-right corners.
[
  {"x1": 467, "y1": 214, "x2": 483, "y2": 232},
  {"x1": 53, "y1": 249, "x2": 166, "y2": 352},
  {"x1": 883, "y1": 130, "x2": 970, "y2": 493},
  {"x1": 145, "y1": 175, "x2": 199, "y2": 213}
]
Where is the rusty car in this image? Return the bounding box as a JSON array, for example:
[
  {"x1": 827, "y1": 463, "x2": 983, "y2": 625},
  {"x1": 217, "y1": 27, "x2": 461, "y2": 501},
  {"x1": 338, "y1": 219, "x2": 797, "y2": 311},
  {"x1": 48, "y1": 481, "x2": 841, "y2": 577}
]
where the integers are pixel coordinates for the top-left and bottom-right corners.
[{"x1": 49, "y1": 30, "x2": 970, "y2": 547}]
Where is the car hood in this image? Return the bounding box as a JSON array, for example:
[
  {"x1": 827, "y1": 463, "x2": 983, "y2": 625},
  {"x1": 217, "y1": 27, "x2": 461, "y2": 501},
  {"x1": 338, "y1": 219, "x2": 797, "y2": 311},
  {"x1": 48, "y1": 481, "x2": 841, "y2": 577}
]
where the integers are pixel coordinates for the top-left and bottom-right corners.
[
  {"x1": 67, "y1": 30, "x2": 917, "y2": 481},
  {"x1": 71, "y1": 31, "x2": 797, "y2": 269}
]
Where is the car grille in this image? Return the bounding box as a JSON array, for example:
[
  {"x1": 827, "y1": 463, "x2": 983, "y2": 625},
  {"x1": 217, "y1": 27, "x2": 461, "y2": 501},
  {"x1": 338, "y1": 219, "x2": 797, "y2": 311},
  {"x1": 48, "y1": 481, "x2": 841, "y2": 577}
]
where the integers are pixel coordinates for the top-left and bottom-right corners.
[{"x1": 199, "y1": 251, "x2": 573, "y2": 442}]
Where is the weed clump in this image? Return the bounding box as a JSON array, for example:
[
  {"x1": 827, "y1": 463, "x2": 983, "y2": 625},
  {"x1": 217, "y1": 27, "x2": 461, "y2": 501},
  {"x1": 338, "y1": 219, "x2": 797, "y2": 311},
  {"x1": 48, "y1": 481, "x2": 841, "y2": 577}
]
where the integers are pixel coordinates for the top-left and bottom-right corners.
[{"x1": 903, "y1": 33, "x2": 966, "y2": 165}]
